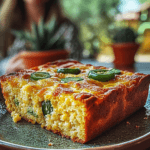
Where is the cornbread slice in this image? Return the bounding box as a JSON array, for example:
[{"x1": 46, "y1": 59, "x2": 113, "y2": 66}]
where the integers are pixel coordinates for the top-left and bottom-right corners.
[{"x1": 0, "y1": 60, "x2": 150, "y2": 143}]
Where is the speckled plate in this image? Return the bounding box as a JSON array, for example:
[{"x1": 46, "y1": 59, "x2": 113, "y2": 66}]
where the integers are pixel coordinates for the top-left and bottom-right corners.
[{"x1": 0, "y1": 89, "x2": 150, "y2": 150}]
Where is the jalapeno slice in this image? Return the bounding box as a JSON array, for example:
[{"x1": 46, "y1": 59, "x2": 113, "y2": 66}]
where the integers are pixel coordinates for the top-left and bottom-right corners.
[
  {"x1": 57, "y1": 68, "x2": 81, "y2": 74},
  {"x1": 27, "y1": 108, "x2": 38, "y2": 118},
  {"x1": 42, "y1": 101, "x2": 53, "y2": 116},
  {"x1": 61, "y1": 77, "x2": 84, "y2": 83},
  {"x1": 110, "y1": 68, "x2": 121, "y2": 75},
  {"x1": 88, "y1": 69, "x2": 115, "y2": 82},
  {"x1": 14, "y1": 98, "x2": 19, "y2": 106},
  {"x1": 30, "y1": 72, "x2": 51, "y2": 80}
]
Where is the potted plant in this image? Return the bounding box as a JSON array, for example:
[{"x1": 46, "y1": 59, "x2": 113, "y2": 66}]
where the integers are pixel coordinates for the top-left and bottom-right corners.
[
  {"x1": 111, "y1": 27, "x2": 139, "y2": 66},
  {"x1": 12, "y1": 17, "x2": 69, "y2": 69}
]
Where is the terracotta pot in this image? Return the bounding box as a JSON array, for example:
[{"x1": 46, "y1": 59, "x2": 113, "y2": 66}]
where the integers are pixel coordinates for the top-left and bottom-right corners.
[
  {"x1": 112, "y1": 43, "x2": 140, "y2": 66},
  {"x1": 20, "y1": 50, "x2": 69, "y2": 69}
]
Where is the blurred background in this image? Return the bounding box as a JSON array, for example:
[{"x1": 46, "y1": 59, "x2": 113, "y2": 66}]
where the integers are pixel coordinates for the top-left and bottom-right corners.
[
  {"x1": 0, "y1": 0, "x2": 150, "y2": 63},
  {"x1": 60, "y1": 0, "x2": 150, "y2": 62}
]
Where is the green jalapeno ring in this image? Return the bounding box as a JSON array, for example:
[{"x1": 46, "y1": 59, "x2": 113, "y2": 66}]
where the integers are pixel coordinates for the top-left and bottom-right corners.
[
  {"x1": 30, "y1": 72, "x2": 51, "y2": 80},
  {"x1": 57, "y1": 68, "x2": 81, "y2": 74},
  {"x1": 61, "y1": 77, "x2": 84, "y2": 83},
  {"x1": 110, "y1": 68, "x2": 121, "y2": 75},
  {"x1": 88, "y1": 69, "x2": 115, "y2": 82}
]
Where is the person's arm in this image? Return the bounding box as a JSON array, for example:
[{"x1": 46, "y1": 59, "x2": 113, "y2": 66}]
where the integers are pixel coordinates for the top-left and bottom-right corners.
[
  {"x1": 0, "y1": 0, "x2": 17, "y2": 33},
  {"x1": 5, "y1": 51, "x2": 26, "y2": 74},
  {"x1": 0, "y1": 0, "x2": 17, "y2": 57}
]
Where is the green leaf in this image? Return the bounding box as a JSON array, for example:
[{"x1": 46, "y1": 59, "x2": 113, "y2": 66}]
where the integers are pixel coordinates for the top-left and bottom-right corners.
[
  {"x1": 24, "y1": 31, "x2": 35, "y2": 43},
  {"x1": 38, "y1": 17, "x2": 45, "y2": 45},
  {"x1": 32, "y1": 22, "x2": 40, "y2": 50},
  {"x1": 11, "y1": 14, "x2": 66, "y2": 51},
  {"x1": 11, "y1": 30, "x2": 26, "y2": 40},
  {"x1": 45, "y1": 15, "x2": 56, "y2": 32},
  {"x1": 45, "y1": 26, "x2": 66, "y2": 49}
]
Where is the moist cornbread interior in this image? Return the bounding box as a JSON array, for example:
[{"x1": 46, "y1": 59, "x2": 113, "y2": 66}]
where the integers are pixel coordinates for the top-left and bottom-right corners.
[
  {"x1": 3, "y1": 78, "x2": 86, "y2": 141},
  {"x1": 0, "y1": 61, "x2": 141, "y2": 142}
]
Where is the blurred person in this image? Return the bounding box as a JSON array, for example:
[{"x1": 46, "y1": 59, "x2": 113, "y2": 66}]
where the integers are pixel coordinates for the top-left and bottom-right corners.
[{"x1": 0, "y1": 0, "x2": 83, "y2": 75}]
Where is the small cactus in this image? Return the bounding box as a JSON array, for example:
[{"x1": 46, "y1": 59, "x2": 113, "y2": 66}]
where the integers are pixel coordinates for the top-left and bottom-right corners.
[
  {"x1": 12, "y1": 17, "x2": 66, "y2": 51},
  {"x1": 113, "y1": 27, "x2": 138, "y2": 43}
]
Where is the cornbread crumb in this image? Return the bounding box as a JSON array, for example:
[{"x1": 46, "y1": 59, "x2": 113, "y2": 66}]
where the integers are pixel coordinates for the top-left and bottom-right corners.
[
  {"x1": 48, "y1": 143, "x2": 53, "y2": 146},
  {"x1": 144, "y1": 117, "x2": 148, "y2": 120},
  {"x1": 11, "y1": 111, "x2": 21, "y2": 123},
  {"x1": 41, "y1": 124, "x2": 45, "y2": 128},
  {"x1": 48, "y1": 139, "x2": 53, "y2": 146},
  {"x1": 135, "y1": 125, "x2": 140, "y2": 129},
  {"x1": 126, "y1": 121, "x2": 130, "y2": 125}
]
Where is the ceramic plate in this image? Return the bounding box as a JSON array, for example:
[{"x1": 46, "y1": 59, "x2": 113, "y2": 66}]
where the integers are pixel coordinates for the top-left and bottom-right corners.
[{"x1": 0, "y1": 89, "x2": 150, "y2": 150}]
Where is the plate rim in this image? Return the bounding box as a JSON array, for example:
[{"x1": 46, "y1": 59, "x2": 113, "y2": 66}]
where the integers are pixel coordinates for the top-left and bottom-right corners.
[{"x1": 1, "y1": 130, "x2": 150, "y2": 150}]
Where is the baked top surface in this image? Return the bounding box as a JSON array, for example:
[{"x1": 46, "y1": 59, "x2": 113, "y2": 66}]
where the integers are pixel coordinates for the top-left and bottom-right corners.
[{"x1": 0, "y1": 59, "x2": 147, "y2": 101}]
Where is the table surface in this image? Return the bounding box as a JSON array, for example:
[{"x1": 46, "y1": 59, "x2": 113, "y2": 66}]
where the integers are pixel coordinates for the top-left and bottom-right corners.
[
  {"x1": 1, "y1": 59, "x2": 150, "y2": 150},
  {"x1": 81, "y1": 59, "x2": 150, "y2": 74}
]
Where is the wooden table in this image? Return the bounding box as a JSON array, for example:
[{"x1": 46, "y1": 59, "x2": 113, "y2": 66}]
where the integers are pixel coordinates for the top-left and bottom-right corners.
[{"x1": 0, "y1": 59, "x2": 150, "y2": 150}]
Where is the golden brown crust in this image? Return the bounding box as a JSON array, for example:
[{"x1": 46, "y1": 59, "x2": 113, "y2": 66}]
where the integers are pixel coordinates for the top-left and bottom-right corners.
[
  {"x1": 53, "y1": 85, "x2": 74, "y2": 96},
  {"x1": 0, "y1": 59, "x2": 80, "y2": 82},
  {"x1": 83, "y1": 74, "x2": 150, "y2": 143}
]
